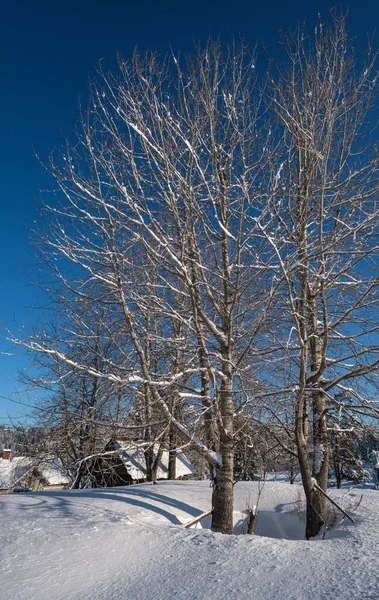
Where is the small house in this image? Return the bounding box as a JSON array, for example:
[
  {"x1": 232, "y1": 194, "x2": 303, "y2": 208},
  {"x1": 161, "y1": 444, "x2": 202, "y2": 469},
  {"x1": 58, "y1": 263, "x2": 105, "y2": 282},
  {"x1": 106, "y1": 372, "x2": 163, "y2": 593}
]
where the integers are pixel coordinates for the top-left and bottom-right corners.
[
  {"x1": 0, "y1": 449, "x2": 70, "y2": 493},
  {"x1": 90, "y1": 438, "x2": 195, "y2": 487}
]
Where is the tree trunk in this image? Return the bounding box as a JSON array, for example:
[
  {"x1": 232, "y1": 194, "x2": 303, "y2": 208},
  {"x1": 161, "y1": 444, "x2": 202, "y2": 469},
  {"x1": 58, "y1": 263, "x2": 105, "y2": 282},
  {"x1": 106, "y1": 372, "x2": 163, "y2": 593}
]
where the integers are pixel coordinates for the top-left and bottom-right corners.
[
  {"x1": 151, "y1": 442, "x2": 165, "y2": 482},
  {"x1": 144, "y1": 446, "x2": 154, "y2": 482},
  {"x1": 168, "y1": 425, "x2": 176, "y2": 480},
  {"x1": 211, "y1": 438, "x2": 234, "y2": 534},
  {"x1": 305, "y1": 486, "x2": 326, "y2": 539},
  {"x1": 298, "y1": 388, "x2": 329, "y2": 539},
  {"x1": 71, "y1": 461, "x2": 86, "y2": 489},
  {"x1": 297, "y1": 452, "x2": 325, "y2": 539},
  {"x1": 211, "y1": 363, "x2": 234, "y2": 535},
  {"x1": 295, "y1": 386, "x2": 326, "y2": 540},
  {"x1": 143, "y1": 384, "x2": 155, "y2": 482},
  {"x1": 332, "y1": 434, "x2": 342, "y2": 489},
  {"x1": 199, "y1": 349, "x2": 217, "y2": 480},
  {"x1": 247, "y1": 507, "x2": 258, "y2": 535},
  {"x1": 305, "y1": 298, "x2": 329, "y2": 537},
  {"x1": 289, "y1": 455, "x2": 296, "y2": 484},
  {"x1": 309, "y1": 389, "x2": 329, "y2": 531}
]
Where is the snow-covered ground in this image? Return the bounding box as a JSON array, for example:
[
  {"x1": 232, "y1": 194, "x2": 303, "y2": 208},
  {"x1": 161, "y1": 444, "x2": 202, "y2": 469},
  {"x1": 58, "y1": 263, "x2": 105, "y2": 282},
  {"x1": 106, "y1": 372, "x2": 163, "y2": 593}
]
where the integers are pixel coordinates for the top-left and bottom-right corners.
[{"x1": 1, "y1": 480, "x2": 378, "y2": 599}]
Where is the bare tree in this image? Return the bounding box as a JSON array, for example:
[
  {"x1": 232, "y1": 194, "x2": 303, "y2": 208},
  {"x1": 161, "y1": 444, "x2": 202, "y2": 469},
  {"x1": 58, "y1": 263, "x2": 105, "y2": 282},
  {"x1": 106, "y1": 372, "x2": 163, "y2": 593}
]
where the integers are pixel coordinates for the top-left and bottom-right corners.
[
  {"x1": 12, "y1": 40, "x2": 284, "y2": 534},
  {"x1": 14, "y1": 19, "x2": 379, "y2": 540},
  {"x1": 264, "y1": 13, "x2": 379, "y2": 538},
  {"x1": 20, "y1": 303, "x2": 133, "y2": 486}
]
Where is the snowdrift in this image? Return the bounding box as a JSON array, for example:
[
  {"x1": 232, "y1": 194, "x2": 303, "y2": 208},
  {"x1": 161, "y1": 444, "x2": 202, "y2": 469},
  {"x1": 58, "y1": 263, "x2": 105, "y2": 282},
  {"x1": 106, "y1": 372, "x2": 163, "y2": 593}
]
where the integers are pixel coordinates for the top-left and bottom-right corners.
[{"x1": 1, "y1": 481, "x2": 378, "y2": 599}]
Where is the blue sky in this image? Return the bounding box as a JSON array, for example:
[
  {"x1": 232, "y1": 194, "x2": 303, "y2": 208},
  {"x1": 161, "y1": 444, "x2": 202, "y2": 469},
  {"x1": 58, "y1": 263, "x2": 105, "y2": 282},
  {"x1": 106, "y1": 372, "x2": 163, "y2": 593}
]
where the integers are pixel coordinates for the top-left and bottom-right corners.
[{"x1": 0, "y1": 0, "x2": 377, "y2": 422}]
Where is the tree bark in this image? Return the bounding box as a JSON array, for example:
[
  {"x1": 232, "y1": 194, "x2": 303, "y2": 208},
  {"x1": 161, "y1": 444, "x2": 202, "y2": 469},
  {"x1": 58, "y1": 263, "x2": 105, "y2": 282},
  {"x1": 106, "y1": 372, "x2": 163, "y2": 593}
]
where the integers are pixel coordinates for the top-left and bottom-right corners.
[
  {"x1": 168, "y1": 424, "x2": 177, "y2": 480},
  {"x1": 151, "y1": 442, "x2": 165, "y2": 482},
  {"x1": 247, "y1": 507, "x2": 258, "y2": 535},
  {"x1": 211, "y1": 362, "x2": 234, "y2": 534}
]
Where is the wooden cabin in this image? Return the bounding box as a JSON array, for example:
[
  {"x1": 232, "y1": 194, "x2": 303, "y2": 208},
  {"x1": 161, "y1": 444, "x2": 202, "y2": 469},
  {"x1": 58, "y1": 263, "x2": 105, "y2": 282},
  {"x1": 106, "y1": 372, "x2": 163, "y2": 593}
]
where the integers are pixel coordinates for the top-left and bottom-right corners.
[{"x1": 90, "y1": 437, "x2": 195, "y2": 487}]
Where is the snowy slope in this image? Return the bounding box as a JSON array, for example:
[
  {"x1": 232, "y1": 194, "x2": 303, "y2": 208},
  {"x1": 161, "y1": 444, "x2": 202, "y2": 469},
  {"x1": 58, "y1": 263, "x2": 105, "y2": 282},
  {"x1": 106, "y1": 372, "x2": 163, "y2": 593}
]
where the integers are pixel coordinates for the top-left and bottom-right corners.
[{"x1": 1, "y1": 481, "x2": 378, "y2": 600}]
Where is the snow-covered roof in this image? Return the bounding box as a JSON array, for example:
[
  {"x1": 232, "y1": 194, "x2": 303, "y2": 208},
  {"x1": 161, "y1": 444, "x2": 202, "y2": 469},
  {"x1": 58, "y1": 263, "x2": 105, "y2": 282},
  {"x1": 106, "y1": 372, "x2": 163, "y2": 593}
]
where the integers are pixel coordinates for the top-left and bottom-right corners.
[
  {"x1": 0, "y1": 457, "x2": 70, "y2": 489},
  {"x1": 112, "y1": 440, "x2": 195, "y2": 480},
  {"x1": 38, "y1": 459, "x2": 71, "y2": 486},
  {"x1": 0, "y1": 457, "x2": 31, "y2": 489}
]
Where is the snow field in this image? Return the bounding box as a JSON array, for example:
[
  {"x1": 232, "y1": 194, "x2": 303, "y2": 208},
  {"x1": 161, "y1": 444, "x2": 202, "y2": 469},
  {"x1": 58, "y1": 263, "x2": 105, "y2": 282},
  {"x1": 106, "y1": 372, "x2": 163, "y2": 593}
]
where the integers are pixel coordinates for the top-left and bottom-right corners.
[{"x1": 1, "y1": 481, "x2": 378, "y2": 599}]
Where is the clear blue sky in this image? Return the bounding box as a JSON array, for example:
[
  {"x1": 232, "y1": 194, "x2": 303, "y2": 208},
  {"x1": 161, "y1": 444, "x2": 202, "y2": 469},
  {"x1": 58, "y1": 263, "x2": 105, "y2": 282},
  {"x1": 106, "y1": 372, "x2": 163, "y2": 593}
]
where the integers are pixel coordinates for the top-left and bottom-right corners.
[{"x1": 0, "y1": 0, "x2": 377, "y2": 422}]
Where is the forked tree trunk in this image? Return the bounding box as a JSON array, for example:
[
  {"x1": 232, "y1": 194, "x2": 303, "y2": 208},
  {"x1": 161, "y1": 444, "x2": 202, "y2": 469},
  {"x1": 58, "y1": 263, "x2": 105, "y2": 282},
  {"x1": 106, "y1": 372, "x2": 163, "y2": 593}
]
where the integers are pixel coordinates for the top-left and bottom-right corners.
[
  {"x1": 305, "y1": 488, "x2": 325, "y2": 539},
  {"x1": 297, "y1": 442, "x2": 324, "y2": 540},
  {"x1": 295, "y1": 381, "x2": 325, "y2": 540},
  {"x1": 297, "y1": 388, "x2": 330, "y2": 540},
  {"x1": 307, "y1": 389, "x2": 329, "y2": 537}
]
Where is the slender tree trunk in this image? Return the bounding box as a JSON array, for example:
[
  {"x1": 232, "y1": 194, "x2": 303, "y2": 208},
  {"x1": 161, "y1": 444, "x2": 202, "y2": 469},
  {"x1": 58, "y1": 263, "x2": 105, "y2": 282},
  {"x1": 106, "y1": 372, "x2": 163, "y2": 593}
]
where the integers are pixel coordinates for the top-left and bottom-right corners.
[
  {"x1": 188, "y1": 247, "x2": 217, "y2": 473},
  {"x1": 151, "y1": 442, "x2": 165, "y2": 482},
  {"x1": 199, "y1": 350, "x2": 218, "y2": 480},
  {"x1": 168, "y1": 425, "x2": 176, "y2": 480},
  {"x1": 289, "y1": 455, "x2": 296, "y2": 484},
  {"x1": 143, "y1": 385, "x2": 155, "y2": 482},
  {"x1": 71, "y1": 461, "x2": 86, "y2": 489},
  {"x1": 200, "y1": 354, "x2": 216, "y2": 451},
  {"x1": 333, "y1": 434, "x2": 342, "y2": 489}
]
